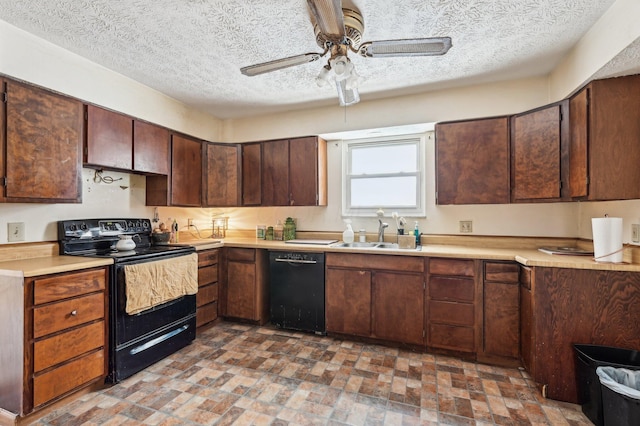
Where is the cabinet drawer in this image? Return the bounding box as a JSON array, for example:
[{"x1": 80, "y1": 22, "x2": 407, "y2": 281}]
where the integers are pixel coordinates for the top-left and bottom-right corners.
[
  {"x1": 34, "y1": 269, "x2": 106, "y2": 305},
  {"x1": 198, "y1": 249, "x2": 219, "y2": 267},
  {"x1": 429, "y1": 276, "x2": 475, "y2": 302},
  {"x1": 198, "y1": 264, "x2": 218, "y2": 287},
  {"x1": 429, "y1": 258, "x2": 474, "y2": 277},
  {"x1": 429, "y1": 300, "x2": 474, "y2": 326},
  {"x1": 196, "y1": 301, "x2": 218, "y2": 327},
  {"x1": 325, "y1": 253, "x2": 424, "y2": 273},
  {"x1": 484, "y1": 262, "x2": 519, "y2": 282},
  {"x1": 34, "y1": 320, "x2": 104, "y2": 372},
  {"x1": 226, "y1": 248, "x2": 255, "y2": 262},
  {"x1": 428, "y1": 323, "x2": 475, "y2": 352},
  {"x1": 34, "y1": 293, "x2": 105, "y2": 338},
  {"x1": 33, "y1": 349, "x2": 104, "y2": 408},
  {"x1": 197, "y1": 283, "x2": 218, "y2": 307}
]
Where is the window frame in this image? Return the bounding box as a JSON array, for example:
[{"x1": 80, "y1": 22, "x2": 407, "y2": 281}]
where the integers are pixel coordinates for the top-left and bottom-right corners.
[{"x1": 341, "y1": 134, "x2": 426, "y2": 217}]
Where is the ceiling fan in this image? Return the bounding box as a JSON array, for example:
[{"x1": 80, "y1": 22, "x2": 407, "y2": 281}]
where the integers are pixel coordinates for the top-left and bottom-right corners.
[{"x1": 240, "y1": 0, "x2": 452, "y2": 106}]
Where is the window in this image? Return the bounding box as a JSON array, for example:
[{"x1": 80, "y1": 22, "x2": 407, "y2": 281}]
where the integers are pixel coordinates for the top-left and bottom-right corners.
[{"x1": 342, "y1": 134, "x2": 426, "y2": 217}]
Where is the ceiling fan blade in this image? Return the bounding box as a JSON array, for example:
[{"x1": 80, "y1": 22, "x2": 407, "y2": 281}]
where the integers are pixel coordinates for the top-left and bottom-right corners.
[
  {"x1": 359, "y1": 37, "x2": 452, "y2": 58},
  {"x1": 240, "y1": 53, "x2": 322, "y2": 76},
  {"x1": 307, "y1": 0, "x2": 345, "y2": 41}
]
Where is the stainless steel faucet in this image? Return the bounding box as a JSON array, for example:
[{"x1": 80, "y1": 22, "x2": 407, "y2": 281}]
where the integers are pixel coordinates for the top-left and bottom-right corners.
[{"x1": 378, "y1": 219, "x2": 389, "y2": 242}]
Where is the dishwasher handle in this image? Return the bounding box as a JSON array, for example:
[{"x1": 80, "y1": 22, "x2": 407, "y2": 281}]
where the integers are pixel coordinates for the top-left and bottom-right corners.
[{"x1": 274, "y1": 258, "x2": 318, "y2": 264}]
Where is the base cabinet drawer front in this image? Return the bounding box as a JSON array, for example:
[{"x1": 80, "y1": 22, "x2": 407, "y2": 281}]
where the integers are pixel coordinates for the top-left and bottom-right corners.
[
  {"x1": 34, "y1": 269, "x2": 106, "y2": 304},
  {"x1": 484, "y1": 262, "x2": 519, "y2": 282},
  {"x1": 197, "y1": 283, "x2": 218, "y2": 307},
  {"x1": 34, "y1": 293, "x2": 105, "y2": 338},
  {"x1": 428, "y1": 323, "x2": 475, "y2": 352},
  {"x1": 196, "y1": 301, "x2": 218, "y2": 327},
  {"x1": 34, "y1": 320, "x2": 105, "y2": 372},
  {"x1": 33, "y1": 350, "x2": 105, "y2": 408},
  {"x1": 429, "y1": 300, "x2": 474, "y2": 326},
  {"x1": 429, "y1": 258, "x2": 474, "y2": 277},
  {"x1": 429, "y1": 276, "x2": 475, "y2": 302},
  {"x1": 326, "y1": 253, "x2": 424, "y2": 273},
  {"x1": 198, "y1": 264, "x2": 218, "y2": 287},
  {"x1": 198, "y1": 249, "x2": 219, "y2": 267},
  {"x1": 226, "y1": 248, "x2": 255, "y2": 262}
]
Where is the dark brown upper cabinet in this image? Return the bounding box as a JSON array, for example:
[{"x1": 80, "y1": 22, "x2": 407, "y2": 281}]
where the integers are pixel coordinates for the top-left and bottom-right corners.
[
  {"x1": 202, "y1": 142, "x2": 241, "y2": 207},
  {"x1": 262, "y1": 136, "x2": 327, "y2": 206},
  {"x1": 569, "y1": 74, "x2": 640, "y2": 201},
  {"x1": 133, "y1": 120, "x2": 170, "y2": 175},
  {"x1": 170, "y1": 134, "x2": 202, "y2": 207},
  {"x1": 510, "y1": 100, "x2": 569, "y2": 202},
  {"x1": 85, "y1": 105, "x2": 133, "y2": 171},
  {"x1": 2, "y1": 79, "x2": 83, "y2": 203},
  {"x1": 86, "y1": 105, "x2": 170, "y2": 176},
  {"x1": 241, "y1": 142, "x2": 262, "y2": 206},
  {"x1": 435, "y1": 116, "x2": 510, "y2": 205}
]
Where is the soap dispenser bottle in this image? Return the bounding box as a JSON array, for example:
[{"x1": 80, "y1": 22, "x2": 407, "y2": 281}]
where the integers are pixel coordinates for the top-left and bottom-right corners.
[
  {"x1": 343, "y1": 220, "x2": 355, "y2": 243},
  {"x1": 414, "y1": 221, "x2": 420, "y2": 246}
]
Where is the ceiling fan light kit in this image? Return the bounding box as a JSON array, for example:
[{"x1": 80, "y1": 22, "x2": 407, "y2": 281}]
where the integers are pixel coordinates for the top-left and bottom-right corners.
[{"x1": 240, "y1": 0, "x2": 452, "y2": 106}]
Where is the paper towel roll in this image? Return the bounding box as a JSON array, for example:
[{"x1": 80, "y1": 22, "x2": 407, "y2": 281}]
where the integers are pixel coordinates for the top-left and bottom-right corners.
[{"x1": 591, "y1": 217, "x2": 623, "y2": 263}]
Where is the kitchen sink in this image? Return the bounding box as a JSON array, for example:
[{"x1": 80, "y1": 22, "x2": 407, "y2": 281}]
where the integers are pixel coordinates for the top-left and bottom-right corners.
[{"x1": 332, "y1": 241, "x2": 421, "y2": 251}]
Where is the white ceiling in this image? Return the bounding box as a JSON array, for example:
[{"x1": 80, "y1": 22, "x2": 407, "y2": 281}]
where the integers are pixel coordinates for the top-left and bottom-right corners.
[{"x1": 0, "y1": 0, "x2": 627, "y2": 119}]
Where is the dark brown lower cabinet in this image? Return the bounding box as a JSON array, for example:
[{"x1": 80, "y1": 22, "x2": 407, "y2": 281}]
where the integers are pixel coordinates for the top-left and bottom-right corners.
[
  {"x1": 196, "y1": 249, "x2": 219, "y2": 328},
  {"x1": 325, "y1": 253, "x2": 425, "y2": 346},
  {"x1": 478, "y1": 262, "x2": 520, "y2": 366},
  {"x1": 521, "y1": 266, "x2": 640, "y2": 403},
  {"x1": 220, "y1": 248, "x2": 269, "y2": 325}
]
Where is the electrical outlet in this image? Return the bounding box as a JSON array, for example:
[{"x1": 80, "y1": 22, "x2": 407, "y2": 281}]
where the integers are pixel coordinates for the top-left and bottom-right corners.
[
  {"x1": 8, "y1": 222, "x2": 25, "y2": 242},
  {"x1": 459, "y1": 220, "x2": 473, "y2": 233},
  {"x1": 633, "y1": 224, "x2": 640, "y2": 243}
]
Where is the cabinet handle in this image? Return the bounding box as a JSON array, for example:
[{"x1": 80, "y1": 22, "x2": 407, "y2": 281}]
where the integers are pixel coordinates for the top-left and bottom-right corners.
[{"x1": 70, "y1": 310, "x2": 78, "y2": 316}]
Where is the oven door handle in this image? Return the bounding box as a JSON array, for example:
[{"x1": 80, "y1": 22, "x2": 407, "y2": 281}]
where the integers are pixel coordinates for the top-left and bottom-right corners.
[
  {"x1": 129, "y1": 324, "x2": 190, "y2": 355},
  {"x1": 274, "y1": 258, "x2": 317, "y2": 265}
]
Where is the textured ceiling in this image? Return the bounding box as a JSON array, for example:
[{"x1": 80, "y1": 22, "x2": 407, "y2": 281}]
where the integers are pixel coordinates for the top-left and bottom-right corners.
[{"x1": 0, "y1": 0, "x2": 624, "y2": 119}]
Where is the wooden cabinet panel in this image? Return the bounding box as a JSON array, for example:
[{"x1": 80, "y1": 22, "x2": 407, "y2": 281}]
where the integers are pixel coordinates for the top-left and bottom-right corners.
[
  {"x1": 196, "y1": 249, "x2": 219, "y2": 328},
  {"x1": 221, "y1": 248, "x2": 268, "y2": 324},
  {"x1": 203, "y1": 143, "x2": 241, "y2": 207},
  {"x1": 483, "y1": 282, "x2": 519, "y2": 359},
  {"x1": 33, "y1": 350, "x2": 104, "y2": 408},
  {"x1": 226, "y1": 247, "x2": 255, "y2": 262},
  {"x1": 262, "y1": 139, "x2": 289, "y2": 206},
  {"x1": 429, "y1": 258, "x2": 474, "y2": 277},
  {"x1": 133, "y1": 120, "x2": 170, "y2": 175},
  {"x1": 5, "y1": 80, "x2": 83, "y2": 203},
  {"x1": 372, "y1": 272, "x2": 424, "y2": 345},
  {"x1": 325, "y1": 268, "x2": 372, "y2": 337},
  {"x1": 519, "y1": 266, "x2": 533, "y2": 374},
  {"x1": 242, "y1": 142, "x2": 262, "y2": 206},
  {"x1": 198, "y1": 249, "x2": 219, "y2": 267},
  {"x1": 429, "y1": 277, "x2": 475, "y2": 302},
  {"x1": 326, "y1": 253, "x2": 424, "y2": 273},
  {"x1": 34, "y1": 269, "x2": 105, "y2": 304},
  {"x1": 34, "y1": 321, "x2": 104, "y2": 372},
  {"x1": 290, "y1": 136, "x2": 326, "y2": 206},
  {"x1": 198, "y1": 264, "x2": 218, "y2": 286},
  {"x1": 429, "y1": 300, "x2": 474, "y2": 326},
  {"x1": 170, "y1": 134, "x2": 202, "y2": 206},
  {"x1": 33, "y1": 293, "x2": 104, "y2": 338},
  {"x1": 196, "y1": 302, "x2": 218, "y2": 327},
  {"x1": 511, "y1": 102, "x2": 567, "y2": 201},
  {"x1": 225, "y1": 261, "x2": 256, "y2": 319},
  {"x1": 428, "y1": 323, "x2": 475, "y2": 352},
  {"x1": 85, "y1": 105, "x2": 133, "y2": 170},
  {"x1": 435, "y1": 117, "x2": 510, "y2": 204},
  {"x1": 568, "y1": 88, "x2": 589, "y2": 198},
  {"x1": 484, "y1": 262, "x2": 519, "y2": 282},
  {"x1": 196, "y1": 283, "x2": 218, "y2": 307}
]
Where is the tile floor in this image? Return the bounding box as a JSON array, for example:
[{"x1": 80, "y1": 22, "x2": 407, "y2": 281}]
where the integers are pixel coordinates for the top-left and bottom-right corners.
[{"x1": 32, "y1": 322, "x2": 592, "y2": 425}]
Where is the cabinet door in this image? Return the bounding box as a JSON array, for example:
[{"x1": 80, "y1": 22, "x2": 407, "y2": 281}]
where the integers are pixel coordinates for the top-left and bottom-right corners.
[
  {"x1": 203, "y1": 143, "x2": 241, "y2": 207},
  {"x1": 325, "y1": 267, "x2": 371, "y2": 337},
  {"x1": 372, "y1": 272, "x2": 424, "y2": 345},
  {"x1": 5, "y1": 80, "x2": 83, "y2": 202},
  {"x1": 435, "y1": 117, "x2": 510, "y2": 204},
  {"x1": 262, "y1": 139, "x2": 290, "y2": 206},
  {"x1": 289, "y1": 136, "x2": 325, "y2": 206},
  {"x1": 133, "y1": 120, "x2": 170, "y2": 175},
  {"x1": 511, "y1": 103, "x2": 564, "y2": 201},
  {"x1": 483, "y1": 282, "x2": 519, "y2": 359},
  {"x1": 225, "y1": 260, "x2": 256, "y2": 320},
  {"x1": 242, "y1": 142, "x2": 262, "y2": 206},
  {"x1": 170, "y1": 134, "x2": 202, "y2": 206},
  {"x1": 568, "y1": 88, "x2": 589, "y2": 198},
  {"x1": 85, "y1": 104, "x2": 133, "y2": 170},
  {"x1": 519, "y1": 266, "x2": 534, "y2": 375}
]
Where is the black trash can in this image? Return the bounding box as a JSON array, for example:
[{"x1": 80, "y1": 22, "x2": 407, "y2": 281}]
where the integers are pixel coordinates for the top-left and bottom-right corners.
[
  {"x1": 596, "y1": 366, "x2": 640, "y2": 426},
  {"x1": 574, "y1": 344, "x2": 640, "y2": 426}
]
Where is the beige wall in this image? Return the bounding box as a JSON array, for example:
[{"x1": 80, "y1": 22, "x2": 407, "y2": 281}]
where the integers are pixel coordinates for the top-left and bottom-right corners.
[{"x1": 1, "y1": 0, "x2": 640, "y2": 245}]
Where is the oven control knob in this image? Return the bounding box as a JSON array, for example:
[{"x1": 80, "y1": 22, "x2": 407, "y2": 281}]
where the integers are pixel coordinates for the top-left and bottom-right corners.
[
  {"x1": 80, "y1": 223, "x2": 88, "y2": 230},
  {"x1": 68, "y1": 224, "x2": 77, "y2": 231}
]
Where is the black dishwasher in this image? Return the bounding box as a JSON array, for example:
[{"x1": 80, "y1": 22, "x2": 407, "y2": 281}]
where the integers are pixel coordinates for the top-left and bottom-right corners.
[{"x1": 269, "y1": 251, "x2": 325, "y2": 334}]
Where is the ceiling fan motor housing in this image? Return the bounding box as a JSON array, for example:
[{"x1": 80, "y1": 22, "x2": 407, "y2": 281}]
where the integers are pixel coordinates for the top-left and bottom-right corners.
[{"x1": 314, "y1": 7, "x2": 364, "y2": 49}]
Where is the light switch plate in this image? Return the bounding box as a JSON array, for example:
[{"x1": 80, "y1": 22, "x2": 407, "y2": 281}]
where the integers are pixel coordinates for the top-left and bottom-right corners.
[
  {"x1": 8, "y1": 222, "x2": 25, "y2": 242},
  {"x1": 632, "y1": 224, "x2": 640, "y2": 243}
]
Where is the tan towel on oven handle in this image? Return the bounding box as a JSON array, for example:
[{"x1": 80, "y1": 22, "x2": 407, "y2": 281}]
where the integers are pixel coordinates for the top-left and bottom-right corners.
[{"x1": 124, "y1": 252, "x2": 198, "y2": 315}]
